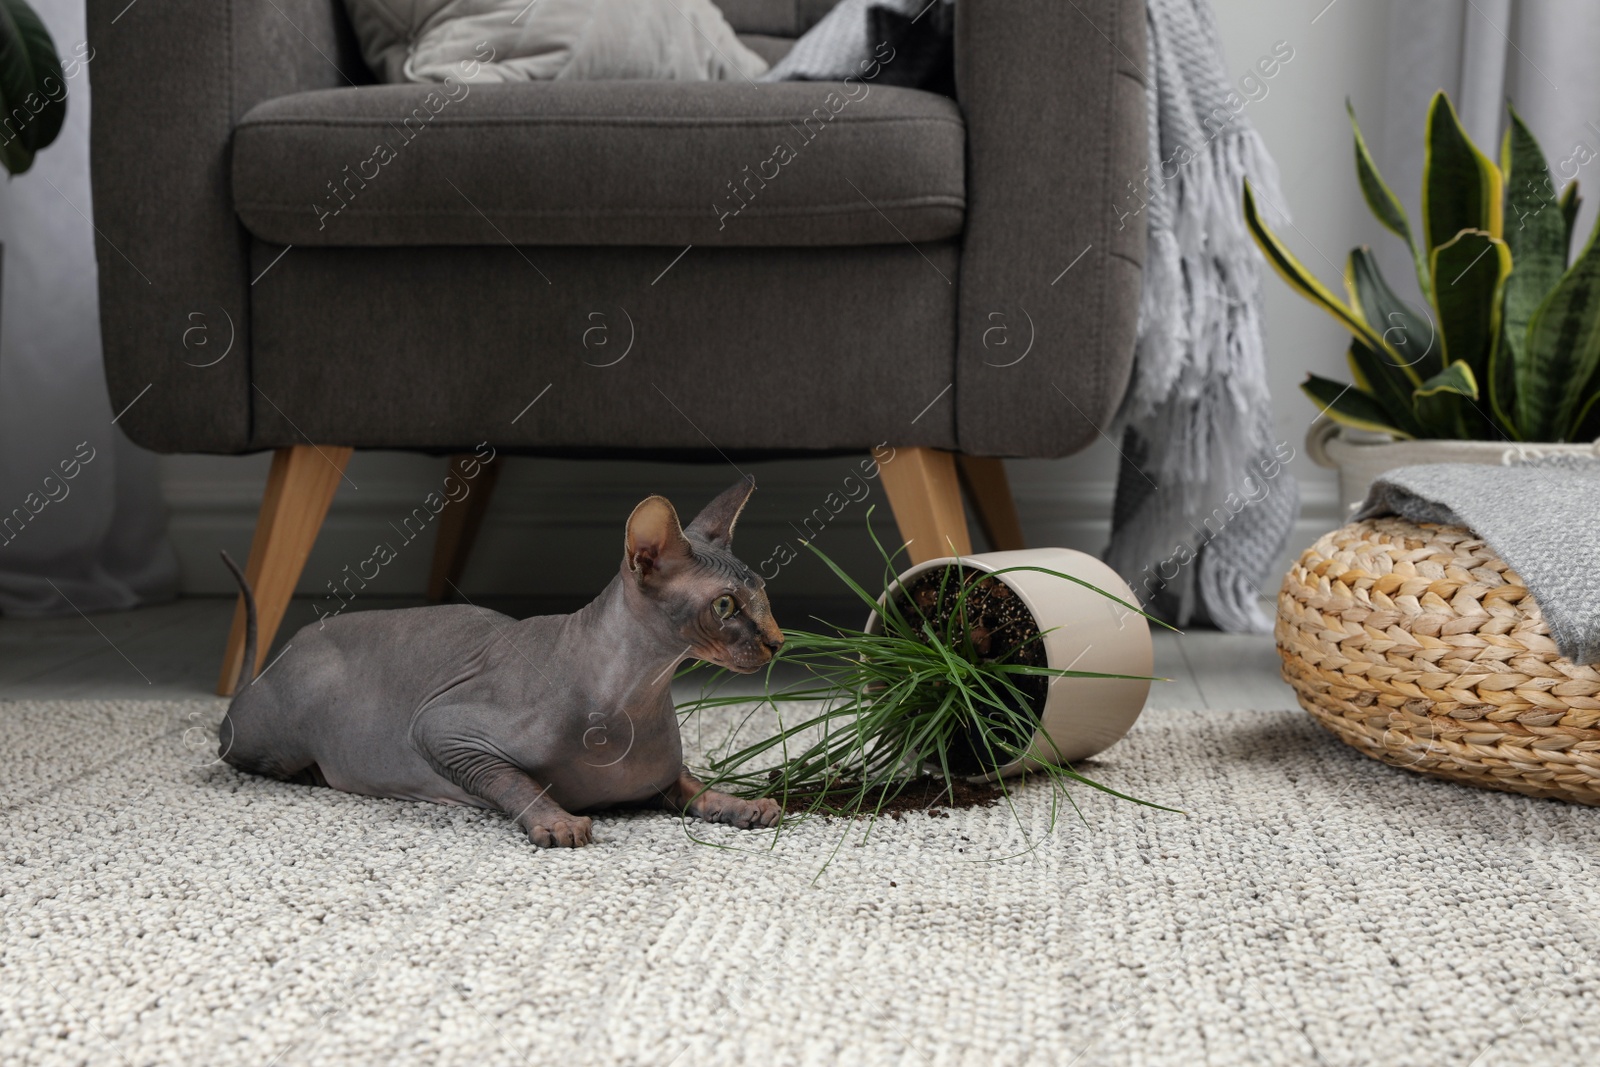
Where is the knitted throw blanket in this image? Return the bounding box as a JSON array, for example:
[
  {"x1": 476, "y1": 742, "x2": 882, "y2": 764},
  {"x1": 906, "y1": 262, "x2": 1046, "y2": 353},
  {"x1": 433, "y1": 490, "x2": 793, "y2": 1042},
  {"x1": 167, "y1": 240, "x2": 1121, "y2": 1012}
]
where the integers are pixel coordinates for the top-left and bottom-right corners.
[
  {"x1": 1356, "y1": 454, "x2": 1600, "y2": 665},
  {"x1": 1105, "y1": 0, "x2": 1297, "y2": 632},
  {"x1": 766, "y1": 0, "x2": 1299, "y2": 633}
]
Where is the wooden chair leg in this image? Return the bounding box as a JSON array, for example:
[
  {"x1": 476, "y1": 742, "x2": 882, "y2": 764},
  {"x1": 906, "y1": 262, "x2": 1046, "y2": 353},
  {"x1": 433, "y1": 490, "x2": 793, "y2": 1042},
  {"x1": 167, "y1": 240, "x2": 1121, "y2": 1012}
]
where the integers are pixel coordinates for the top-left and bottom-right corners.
[
  {"x1": 877, "y1": 446, "x2": 973, "y2": 564},
  {"x1": 426, "y1": 452, "x2": 503, "y2": 602},
  {"x1": 955, "y1": 455, "x2": 1025, "y2": 552},
  {"x1": 216, "y1": 445, "x2": 352, "y2": 695}
]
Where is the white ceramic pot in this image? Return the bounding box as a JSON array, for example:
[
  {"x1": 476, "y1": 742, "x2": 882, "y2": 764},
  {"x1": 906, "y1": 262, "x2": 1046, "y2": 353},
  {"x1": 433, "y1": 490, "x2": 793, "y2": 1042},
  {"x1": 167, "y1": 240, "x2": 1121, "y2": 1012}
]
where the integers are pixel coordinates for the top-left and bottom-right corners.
[
  {"x1": 865, "y1": 547, "x2": 1153, "y2": 779},
  {"x1": 1306, "y1": 419, "x2": 1600, "y2": 521}
]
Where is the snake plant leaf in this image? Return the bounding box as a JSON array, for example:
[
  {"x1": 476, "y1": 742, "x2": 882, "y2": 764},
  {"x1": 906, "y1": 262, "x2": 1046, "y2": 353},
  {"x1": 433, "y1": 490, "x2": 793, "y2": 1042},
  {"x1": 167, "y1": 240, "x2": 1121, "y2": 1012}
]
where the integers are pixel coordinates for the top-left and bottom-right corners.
[
  {"x1": 1346, "y1": 339, "x2": 1425, "y2": 437},
  {"x1": 1345, "y1": 248, "x2": 1438, "y2": 382},
  {"x1": 1349, "y1": 99, "x2": 1430, "y2": 295},
  {"x1": 1487, "y1": 325, "x2": 1521, "y2": 440},
  {"x1": 1423, "y1": 92, "x2": 1503, "y2": 254},
  {"x1": 1412, "y1": 361, "x2": 1481, "y2": 439},
  {"x1": 1430, "y1": 229, "x2": 1511, "y2": 386},
  {"x1": 1500, "y1": 105, "x2": 1569, "y2": 420},
  {"x1": 1300, "y1": 373, "x2": 1410, "y2": 438},
  {"x1": 1560, "y1": 181, "x2": 1581, "y2": 263},
  {"x1": 1243, "y1": 180, "x2": 1393, "y2": 357},
  {"x1": 0, "y1": 0, "x2": 67, "y2": 175},
  {"x1": 1519, "y1": 207, "x2": 1600, "y2": 440},
  {"x1": 1414, "y1": 360, "x2": 1480, "y2": 398}
]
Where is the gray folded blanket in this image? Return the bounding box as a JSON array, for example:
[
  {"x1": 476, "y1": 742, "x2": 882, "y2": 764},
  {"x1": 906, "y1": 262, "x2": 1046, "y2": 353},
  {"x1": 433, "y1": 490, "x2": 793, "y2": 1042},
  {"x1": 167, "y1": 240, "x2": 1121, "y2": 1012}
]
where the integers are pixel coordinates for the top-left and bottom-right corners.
[{"x1": 1355, "y1": 455, "x2": 1600, "y2": 665}]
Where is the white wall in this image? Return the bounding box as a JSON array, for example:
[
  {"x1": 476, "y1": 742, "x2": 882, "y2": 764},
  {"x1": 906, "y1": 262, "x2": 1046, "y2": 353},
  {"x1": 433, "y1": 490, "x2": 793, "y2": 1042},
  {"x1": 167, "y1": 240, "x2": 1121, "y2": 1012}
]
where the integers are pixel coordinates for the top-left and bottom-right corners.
[
  {"x1": 161, "y1": 0, "x2": 1394, "y2": 603},
  {"x1": 1211, "y1": 0, "x2": 1393, "y2": 458}
]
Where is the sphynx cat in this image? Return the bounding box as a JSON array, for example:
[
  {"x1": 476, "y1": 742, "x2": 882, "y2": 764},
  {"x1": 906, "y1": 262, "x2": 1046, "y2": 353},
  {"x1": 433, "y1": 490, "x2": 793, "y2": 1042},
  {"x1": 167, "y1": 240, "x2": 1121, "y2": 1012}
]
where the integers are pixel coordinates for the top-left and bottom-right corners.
[{"x1": 219, "y1": 478, "x2": 783, "y2": 847}]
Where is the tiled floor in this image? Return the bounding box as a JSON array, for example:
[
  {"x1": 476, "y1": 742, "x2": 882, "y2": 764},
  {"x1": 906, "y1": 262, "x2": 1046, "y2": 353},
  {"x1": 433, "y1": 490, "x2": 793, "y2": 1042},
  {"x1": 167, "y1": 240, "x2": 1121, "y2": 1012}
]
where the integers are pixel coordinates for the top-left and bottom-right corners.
[{"x1": 0, "y1": 596, "x2": 1297, "y2": 709}]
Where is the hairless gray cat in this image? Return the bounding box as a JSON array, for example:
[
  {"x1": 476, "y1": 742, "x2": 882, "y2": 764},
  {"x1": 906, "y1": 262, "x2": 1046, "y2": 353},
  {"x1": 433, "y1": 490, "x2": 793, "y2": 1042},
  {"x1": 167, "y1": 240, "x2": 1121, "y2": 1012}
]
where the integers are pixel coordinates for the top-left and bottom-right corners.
[{"x1": 219, "y1": 478, "x2": 783, "y2": 847}]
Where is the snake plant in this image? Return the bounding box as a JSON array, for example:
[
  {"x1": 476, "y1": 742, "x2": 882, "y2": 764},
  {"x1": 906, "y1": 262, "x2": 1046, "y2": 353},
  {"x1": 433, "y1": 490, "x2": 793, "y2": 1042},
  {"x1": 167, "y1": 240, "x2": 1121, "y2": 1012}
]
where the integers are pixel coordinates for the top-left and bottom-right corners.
[
  {"x1": 1243, "y1": 91, "x2": 1600, "y2": 444},
  {"x1": 0, "y1": 0, "x2": 66, "y2": 175}
]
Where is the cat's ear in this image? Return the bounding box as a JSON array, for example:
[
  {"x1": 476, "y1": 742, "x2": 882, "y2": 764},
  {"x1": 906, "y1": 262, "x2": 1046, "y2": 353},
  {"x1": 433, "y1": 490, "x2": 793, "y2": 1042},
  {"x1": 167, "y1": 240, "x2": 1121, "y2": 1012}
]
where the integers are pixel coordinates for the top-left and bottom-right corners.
[
  {"x1": 625, "y1": 495, "x2": 693, "y2": 579},
  {"x1": 685, "y1": 476, "x2": 755, "y2": 549}
]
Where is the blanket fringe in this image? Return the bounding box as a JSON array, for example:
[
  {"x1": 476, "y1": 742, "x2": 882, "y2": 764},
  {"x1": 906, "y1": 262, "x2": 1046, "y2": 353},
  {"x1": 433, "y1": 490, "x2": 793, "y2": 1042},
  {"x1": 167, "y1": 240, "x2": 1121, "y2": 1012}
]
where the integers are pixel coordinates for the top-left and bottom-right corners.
[{"x1": 1106, "y1": 0, "x2": 1298, "y2": 632}]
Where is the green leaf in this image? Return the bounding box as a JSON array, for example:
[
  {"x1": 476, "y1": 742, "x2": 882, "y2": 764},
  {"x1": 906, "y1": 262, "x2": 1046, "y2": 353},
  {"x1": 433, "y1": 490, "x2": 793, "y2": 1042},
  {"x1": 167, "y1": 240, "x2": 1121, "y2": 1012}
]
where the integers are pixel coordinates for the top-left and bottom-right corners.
[
  {"x1": 1411, "y1": 361, "x2": 1479, "y2": 438},
  {"x1": 0, "y1": 123, "x2": 28, "y2": 175},
  {"x1": 1243, "y1": 180, "x2": 1394, "y2": 358},
  {"x1": 1300, "y1": 373, "x2": 1410, "y2": 437},
  {"x1": 1423, "y1": 92, "x2": 1503, "y2": 253},
  {"x1": 1050, "y1": 763, "x2": 1185, "y2": 813},
  {"x1": 1345, "y1": 247, "x2": 1438, "y2": 381},
  {"x1": 1560, "y1": 181, "x2": 1582, "y2": 264},
  {"x1": 1519, "y1": 206, "x2": 1600, "y2": 440},
  {"x1": 1415, "y1": 360, "x2": 1479, "y2": 399},
  {"x1": 1487, "y1": 325, "x2": 1521, "y2": 440},
  {"x1": 1499, "y1": 106, "x2": 1569, "y2": 436},
  {"x1": 0, "y1": 0, "x2": 66, "y2": 174},
  {"x1": 1349, "y1": 99, "x2": 1430, "y2": 295},
  {"x1": 1430, "y1": 230, "x2": 1511, "y2": 388},
  {"x1": 0, "y1": 3, "x2": 36, "y2": 173},
  {"x1": 1347, "y1": 339, "x2": 1425, "y2": 436},
  {"x1": 12, "y1": 1, "x2": 64, "y2": 151}
]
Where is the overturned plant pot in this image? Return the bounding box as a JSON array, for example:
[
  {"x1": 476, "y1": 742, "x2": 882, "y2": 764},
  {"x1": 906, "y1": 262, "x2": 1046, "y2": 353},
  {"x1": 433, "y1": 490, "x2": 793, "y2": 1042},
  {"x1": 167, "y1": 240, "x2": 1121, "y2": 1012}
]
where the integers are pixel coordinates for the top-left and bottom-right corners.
[{"x1": 866, "y1": 548, "x2": 1153, "y2": 779}]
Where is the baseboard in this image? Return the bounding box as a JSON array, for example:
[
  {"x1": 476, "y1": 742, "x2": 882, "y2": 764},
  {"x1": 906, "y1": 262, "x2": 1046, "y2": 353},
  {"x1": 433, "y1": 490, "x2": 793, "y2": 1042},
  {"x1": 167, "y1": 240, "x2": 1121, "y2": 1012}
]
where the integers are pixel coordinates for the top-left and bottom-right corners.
[{"x1": 163, "y1": 455, "x2": 1345, "y2": 601}]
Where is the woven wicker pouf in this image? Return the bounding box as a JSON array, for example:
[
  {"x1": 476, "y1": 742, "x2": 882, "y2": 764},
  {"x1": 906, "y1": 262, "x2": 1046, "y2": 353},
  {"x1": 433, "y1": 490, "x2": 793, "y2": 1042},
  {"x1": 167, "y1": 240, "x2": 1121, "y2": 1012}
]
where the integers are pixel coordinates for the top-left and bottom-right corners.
[{"x1": 1277, "y1": 516, "x2": 1600, "y2": 804}]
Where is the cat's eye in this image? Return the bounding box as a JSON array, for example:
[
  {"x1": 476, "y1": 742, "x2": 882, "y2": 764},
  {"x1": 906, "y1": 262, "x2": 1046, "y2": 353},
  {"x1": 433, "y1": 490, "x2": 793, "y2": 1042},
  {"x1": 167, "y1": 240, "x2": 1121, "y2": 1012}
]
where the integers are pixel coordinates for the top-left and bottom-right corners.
[{"x1": 712, "y1": 595, "x2": 737, "y2": 619}]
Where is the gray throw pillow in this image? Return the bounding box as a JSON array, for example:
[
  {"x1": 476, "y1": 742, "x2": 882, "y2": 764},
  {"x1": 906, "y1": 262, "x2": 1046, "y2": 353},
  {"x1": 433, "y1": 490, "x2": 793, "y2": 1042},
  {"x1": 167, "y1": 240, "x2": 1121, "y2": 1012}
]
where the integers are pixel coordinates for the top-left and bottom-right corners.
[
  {"x1": 760, "y1": 0, "x2": 929, "y2": 82},
  {"x1": 343, "y1": 0, "x2": 769, "y2": 83}
]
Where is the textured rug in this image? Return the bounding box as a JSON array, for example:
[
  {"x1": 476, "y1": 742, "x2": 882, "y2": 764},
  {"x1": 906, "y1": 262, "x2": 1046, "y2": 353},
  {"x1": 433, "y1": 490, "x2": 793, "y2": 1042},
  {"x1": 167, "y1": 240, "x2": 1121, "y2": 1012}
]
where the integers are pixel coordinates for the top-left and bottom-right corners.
[{"x1": 3, "y1": 699, "x2": 1598, "y2": 1066}]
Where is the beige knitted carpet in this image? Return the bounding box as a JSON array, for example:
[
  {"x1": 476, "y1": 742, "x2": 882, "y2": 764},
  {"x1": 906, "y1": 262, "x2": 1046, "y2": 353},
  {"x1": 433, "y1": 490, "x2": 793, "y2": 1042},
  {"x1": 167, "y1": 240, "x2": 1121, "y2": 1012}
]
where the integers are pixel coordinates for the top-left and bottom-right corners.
[{"x1": 4, "y1": 698, "x2": 1598, "y2": 1066}]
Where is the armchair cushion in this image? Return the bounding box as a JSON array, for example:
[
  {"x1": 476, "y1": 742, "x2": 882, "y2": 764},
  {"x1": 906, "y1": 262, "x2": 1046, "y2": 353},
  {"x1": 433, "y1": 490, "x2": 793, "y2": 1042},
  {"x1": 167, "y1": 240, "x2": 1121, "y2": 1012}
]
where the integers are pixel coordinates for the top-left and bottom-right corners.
[{"x1": 232, "y1": 81, "x2": 964, "y2": 247}]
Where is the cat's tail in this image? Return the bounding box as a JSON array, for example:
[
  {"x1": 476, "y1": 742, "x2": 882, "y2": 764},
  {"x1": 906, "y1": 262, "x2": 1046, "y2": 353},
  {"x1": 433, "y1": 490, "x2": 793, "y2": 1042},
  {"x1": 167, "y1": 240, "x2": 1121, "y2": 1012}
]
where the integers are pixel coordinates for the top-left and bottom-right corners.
[{"x1": 220, "y1": 551, "x2": 257, "y2": 696}]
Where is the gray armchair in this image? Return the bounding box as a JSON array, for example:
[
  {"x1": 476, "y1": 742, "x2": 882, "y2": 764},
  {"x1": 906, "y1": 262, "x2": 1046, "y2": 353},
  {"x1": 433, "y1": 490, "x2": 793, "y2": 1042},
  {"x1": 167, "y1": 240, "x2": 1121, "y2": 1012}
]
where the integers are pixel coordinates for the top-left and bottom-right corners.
[{"x1": 87, "y1": 0, "x2": 1147, "y2": 692}]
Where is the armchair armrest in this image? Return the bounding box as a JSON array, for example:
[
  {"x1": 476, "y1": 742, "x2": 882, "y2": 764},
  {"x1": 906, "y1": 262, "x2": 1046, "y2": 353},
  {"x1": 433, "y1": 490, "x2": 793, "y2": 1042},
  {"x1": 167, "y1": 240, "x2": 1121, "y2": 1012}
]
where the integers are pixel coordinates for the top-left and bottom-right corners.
[
  {"x1": 88, "y1": 0, "x2": 364, "y2": 452},
  {"x1": 953, "y1": 0, "x2": 1147, "y2": 457}
]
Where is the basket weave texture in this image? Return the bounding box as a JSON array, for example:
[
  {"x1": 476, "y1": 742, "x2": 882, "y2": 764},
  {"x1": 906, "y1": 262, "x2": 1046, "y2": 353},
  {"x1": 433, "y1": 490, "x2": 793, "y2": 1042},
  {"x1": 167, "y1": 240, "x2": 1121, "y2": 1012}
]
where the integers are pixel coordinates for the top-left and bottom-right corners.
[{"x1": 1276, "y1": 516, "x2": 1600, "y2": 805}]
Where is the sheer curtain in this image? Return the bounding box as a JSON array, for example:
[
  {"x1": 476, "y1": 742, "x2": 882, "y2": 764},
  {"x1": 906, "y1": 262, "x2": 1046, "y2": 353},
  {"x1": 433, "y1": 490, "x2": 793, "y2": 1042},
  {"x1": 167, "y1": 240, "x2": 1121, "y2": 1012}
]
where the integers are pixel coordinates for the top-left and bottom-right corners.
[
  {"x1": 0, "y1": 0, "x2": 177, "y2": 616},
  {"x1": 1378, "y1": 0, "x2": 1600, "y2": 300}
]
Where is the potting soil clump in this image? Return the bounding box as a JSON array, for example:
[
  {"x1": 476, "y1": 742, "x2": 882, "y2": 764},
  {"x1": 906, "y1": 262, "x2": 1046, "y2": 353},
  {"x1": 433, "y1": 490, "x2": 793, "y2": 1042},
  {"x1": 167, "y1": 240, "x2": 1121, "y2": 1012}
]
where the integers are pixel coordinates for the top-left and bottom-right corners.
[{"x1": 889, "y1": 565, "x2": 1048, "y2": 776}]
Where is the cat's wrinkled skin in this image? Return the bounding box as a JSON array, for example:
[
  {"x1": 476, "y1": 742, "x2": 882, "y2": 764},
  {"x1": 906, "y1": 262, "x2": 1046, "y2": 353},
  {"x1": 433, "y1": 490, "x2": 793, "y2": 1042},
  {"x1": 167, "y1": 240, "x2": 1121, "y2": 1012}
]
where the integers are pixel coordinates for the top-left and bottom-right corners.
[{"x1": 219, "y1": 479, "x2": 783, "y2": 847}]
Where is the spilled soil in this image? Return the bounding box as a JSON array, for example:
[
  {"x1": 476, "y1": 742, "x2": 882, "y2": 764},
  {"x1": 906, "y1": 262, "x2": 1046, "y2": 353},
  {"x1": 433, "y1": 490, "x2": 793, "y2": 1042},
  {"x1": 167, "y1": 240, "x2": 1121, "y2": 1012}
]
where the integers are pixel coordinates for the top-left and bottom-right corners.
[{"x1": 776, "y1": 774, "x2": 1008, "y2": 820}]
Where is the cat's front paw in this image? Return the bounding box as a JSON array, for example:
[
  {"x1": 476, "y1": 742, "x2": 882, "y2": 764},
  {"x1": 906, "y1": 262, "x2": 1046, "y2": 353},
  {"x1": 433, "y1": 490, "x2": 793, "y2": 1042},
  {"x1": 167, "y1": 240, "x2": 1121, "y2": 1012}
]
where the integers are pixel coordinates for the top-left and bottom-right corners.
[
  {"x1": 523, "y1": 813, "x2": 594, "y2": 848},
  {"x1": 705, "y1": 795, "x2": 781, "y2": 830},
  {"x1": 740, "y1": 796, "x2": 782, "y2": 829}
]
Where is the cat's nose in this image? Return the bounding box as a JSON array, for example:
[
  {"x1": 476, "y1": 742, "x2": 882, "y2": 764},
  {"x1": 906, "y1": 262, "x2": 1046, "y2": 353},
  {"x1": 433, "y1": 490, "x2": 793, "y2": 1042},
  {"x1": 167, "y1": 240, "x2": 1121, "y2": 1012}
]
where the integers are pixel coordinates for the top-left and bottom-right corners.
[{"x1": 761, "y1": 631, "x2": 784, "y2": 653}]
